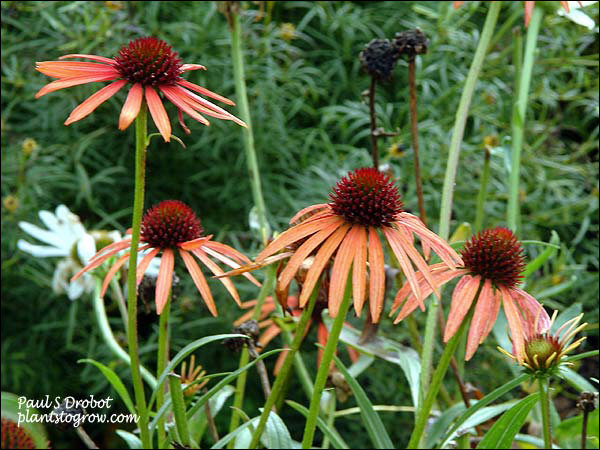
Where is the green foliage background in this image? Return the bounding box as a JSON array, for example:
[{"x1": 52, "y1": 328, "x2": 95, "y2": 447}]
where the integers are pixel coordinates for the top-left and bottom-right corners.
[{"x1": 1, "y1": 1, "x2": 598, "y2": 448}]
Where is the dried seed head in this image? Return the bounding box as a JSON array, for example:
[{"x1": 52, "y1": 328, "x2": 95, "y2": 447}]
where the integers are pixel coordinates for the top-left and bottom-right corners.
[
  {"x1": 114, "y1": 37, "x2": 183, "y2": 86},
  {"x1": 393, "y1": 29, "x2": 428, "y2": 59},
  {"x1": 141, "y1": 200, "x2": 203, "y2": 249},
  {"x1": 360, "y1": 39, "x2": 398, "y2": 81},
  {"x1": 460, "y1": 227, "x2": 526, "y2": 288},
  {"x1": 330, "y1": 168, "x2": 403, "y2": 227}
]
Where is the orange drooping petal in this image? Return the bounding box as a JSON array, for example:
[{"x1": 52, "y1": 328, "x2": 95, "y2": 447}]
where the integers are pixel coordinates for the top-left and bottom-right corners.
[
  {"x1": 289, "y1": 204, "x2": 330, "y2": 225},
  {"x1": 560, "y1": 1, "x2": 570, "y2": 13},
  {"x1": 317, "y1": 322, "x2": 331, "y2": 368},
  {"x1": 155, "y1": 248, "x2": 175, "y2": 314},
  {"x1": 177, "y1": 79, "x2": 235, "y2": 105},
  {"x1": 299, "y1": 224, "x2": 350, "y2": 307},
  {"x1": 368, "y1": 227, "x2": 386, "y2": 323},
  {"x1": 145, "y1": 86, "x2": 172, "y2": 142},
  {"x1": 512, "y1": 288, "x2": 550, "y2": 332},
  {"x1": 525, "y1": 1, "x2": 535, "y2": 27},
  {"x1": 328, "y1": 226, "x2": 359, "y2": 317},
  {"x1": 193, "y1": 249, "x2": 241, "y2": 305},
  {"x1": 501, "y1": 285, "x2": 525, "y2": 362},
  {"x1": 71, "y1": 242, "x2": 141, "y2": 281},
  {"x1": 481, "y1": 286, "x2": 502, "y2": 344},
  {"x1": 444, "y1": 275, "x2": 481, "y2": 342},
  {"x1": 64, "y1": 80, "x2": 127, "y2": 125},
  {"x1": 159, "y1": 85, "x2": 210, "y2": 126},
  {"x1": 259, "y1": 323, "x2": 283, "y2": 349},
  {"x1": 58, "y1": 53, "x2": 116, "y2": 64},
  {"x1": 179, "y1": 249, "x2": 217, "y2": 316},
  {"x1": 35, "y1": 73, "x2": 121, "y2": 98},
  {"x1": 136, "y1": 248, "x2": 161, "y2": 285},
  {"x1": 352, "y1": 226, "x2": 368, "y2": 316},
  {"x1": 181, "y1": 64, "x2": 207, "y2": 72},
  {"x1": 383, "y1": 227, "x2": 423, "y2": 310},
  {"x1": 454, "y1": 1, "x2": 465, "y2": 8},
  {"x1": 277, "y1": 217, "x2": 342, "y2": 293},
  {"x1": 179, "y1": 236, "x2": 212, "y2": 251},
  {"x1": 101, "y1": 252, "x2": 131, "y2": 297},
  {"x1": 119, "y1": 83, "x2": 143, "y2": 130},
  {"x1": 465, "y1": 279, "x2": 495, "y2": 360},
  {"x1": 36, "y1": 61, "x2": 120, "y2": 78},
  {"x1": 257, "y1": 215, "x2": 339, "y2": 262},
  {"x1": 202, "y1": 240, "x2": 251, "y2": 264},
  {"x1": 87, "y1": 238, "x2": 132, "y2": 264},
  {"x1": 173, "y1": 85, "x2": 246, "y2": 127},
  {"x1": 202, "y1": 246, "x2": 261, "y2": 287}
]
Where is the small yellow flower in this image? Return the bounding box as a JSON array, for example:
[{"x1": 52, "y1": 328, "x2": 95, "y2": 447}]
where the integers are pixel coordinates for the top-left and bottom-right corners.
[
  {"x1": 279, "y1": 23, "x2": 296, "y2": 41},
  {"x1": 104, "y1": 1, "x2": 123, "y2": 11},
  {"x1": 3, "y1": 195, "x2": 18, "y2": 213},
  {"x1": 483, "y1": 135, "x2": 499, "y2": 150},
  {"x1": 388, "y1": 142, "x2": 405, "y2": 158},
  {"x1": 21, "y1": 138, "x2": 38, "y2": 156}
]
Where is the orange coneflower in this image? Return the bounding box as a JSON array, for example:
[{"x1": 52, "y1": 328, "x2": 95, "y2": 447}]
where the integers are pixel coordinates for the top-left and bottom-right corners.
[
  {"x1": 35, "y1": 37, "x2": 246, "y2": 141},
  {"x1": 72, "y1": 200, "x2": 259, "y2": 315},
  {"x1": 235, "y1": 296, "x2": 359, "y2": 375},
  {"x1": 230, "y1": 168, "x2": 462, "y2": 323},
  {"x1": 392, "y1": 227, "x2": 551, "y2": 362}
]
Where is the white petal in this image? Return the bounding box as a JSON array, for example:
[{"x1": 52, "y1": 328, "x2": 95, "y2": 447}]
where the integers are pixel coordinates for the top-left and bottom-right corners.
[
  {"x1": 77, "y1": 234, "x2": 97, "y2": 265},
  {"x1": 39, "y1": 209, "x2": 61, "y2": 233},
  {"x1": 558, "y1": 6, "x2": 597, "y2": 30},
  {"x1": 17, "y1": 239, "x2": 68, "y2": 257},
  {"x1": 67, "y1": 279, "x2": 86, "y2": 300},
  {"x1": 18, "y1": 222, "x2": 64, "y2": 249}
]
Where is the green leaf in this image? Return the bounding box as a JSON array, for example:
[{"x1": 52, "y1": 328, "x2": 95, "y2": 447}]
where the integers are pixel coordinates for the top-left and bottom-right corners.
[
  {"x1": 441, "y1": 373, "x2": 531, "y2": 447},
  {"x1": 260, "y1": 408, "x2": 293, "y2": 449},
  {"x1": 189, "y1": 385, "x2": 235, "y2": 443},
  {"x1": 1, "y1": 392, "x2": 49, "y2": 449},
  {"x1": 149, "y1": 333, "x2": 248, "y2": 407},
  {"x1": 426, "y1": 402, "x2": 465, "y2": 448},
  {"x1": 558, "y1": 366, "x2": 598, "y2": 393},
  {"x1": 287, "y1": 400, "x2": 349, "y2": 449},
  {"x1": 523, "y1": 230, "x2": 560, "y2": 278},
  {"x1": 332, "y1": 353, "x2": 393, "y2": 449},
  {"x1": 116, "y1": 430, "x2": 142, "y2": 449},
  {"x1": 476, "y1": 393, "x2": 539, "y2": 449},
  {"x1": 78, "y1": 358, "x2": 135, "y2": 415},
  {"x1": 514, "y1": 433, "x2": 562, "y2": 448},
  {"x1": 332, "y1": 318, "x2": 421, "y2": 408},
  {"x1": 556, "y1": 409, "x2": 599, "y2": 449}
]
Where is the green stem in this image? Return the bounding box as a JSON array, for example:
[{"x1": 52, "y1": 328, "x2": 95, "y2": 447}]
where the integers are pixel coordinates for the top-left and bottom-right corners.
[
  {"x1": 418, "y1": 297, "x2": 439, "y2": 416},
  {"x1": 439, "y1": 1, "x2": 501, "y2": 240},
  {"x1": 407, "y1": 317, "x2": 469, "y2": 449},
  {"x1": 230, "y1": 11, "x2": 269, "y2": 245},
  {"x1": 322, "y1": 395, "x2": 336, "y2": 450},
  {"x1": 507, "y1": 7, "x2": 542, "y2": 233},
  {"x1": 227, "y1": 265, "x2": 276, "y2": 448},
  {"x1": 168, "y1": 373, "x2": 191, "y2": 447},
  {"x1": 474, "y1": 147, "x2": 491, "y2": 233},
  {"x1": 249, "y1": 284, "x2": 321, "y2": 449},
  {"x1": 538, "y1": 378, "x2": 553, "y2": 448},
  {"x1": 156, "y1": 295, "x2": 171, "y2": 446},
  {"x1": 301, "y1": 283, "x2": 353, "y2": 449},
  {"x1": 96, "y1": 280, "x2": 157, "y2": 388},
  {"x1": 127, "y1": 102, "x2": 150, "y2": 448},
  {"x1": 110, "y1": 277, "x2": 128, "y2": 334}
]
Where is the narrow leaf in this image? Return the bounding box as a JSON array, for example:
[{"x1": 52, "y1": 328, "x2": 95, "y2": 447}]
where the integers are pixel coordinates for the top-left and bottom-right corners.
[
  {"x1": 287, "y1": 400, "x2": 349, "y2": 449},
  {"x1": 78, "y1": 358, "x2": 135, "y2": 415}
]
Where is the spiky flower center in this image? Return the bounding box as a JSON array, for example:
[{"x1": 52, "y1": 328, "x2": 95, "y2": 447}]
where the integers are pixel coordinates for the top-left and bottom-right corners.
[
  {"x1": 461, "y1": 227, "x2": 526, "y2": 288},
  {"x1": 141, "y1": 200, "x2": 203, "y2": 249},
  {"x1": 525, "y1": 334, "x2": 562, "y2": 369},
  {"x1": 114, "y1": 37, "x2": 182, "y2": 86},
  {"x1": 1, "y1": 418, "x2": 37, "y2": 449},
  {"x1": 330, "y1": 168, "x2": 403, "y2": 227}
]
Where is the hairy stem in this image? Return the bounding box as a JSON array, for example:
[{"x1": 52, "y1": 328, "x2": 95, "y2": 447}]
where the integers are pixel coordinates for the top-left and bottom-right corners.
[
  {"x1": 128, "y1": 102, "x2": 150, "y2": 448},
  {"x1": 369, "y1": 77, "x2": 380, "y2": 168},
  {"x1": 156, "y1": 295, "x2": 171, "y2": 446},
  {"x1": 538, "y1": 378, "x2": 553, "y2": 448},
  {"x1": 474, "y1": 147, "x2": 491, "y2": 233},
  {"x1": 408, "y1": 58, "x2": 427, "y2": 226}
]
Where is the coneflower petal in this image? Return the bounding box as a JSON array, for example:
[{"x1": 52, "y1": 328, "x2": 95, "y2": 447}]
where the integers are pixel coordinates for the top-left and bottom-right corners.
[
  {"x1": 202, "y1": 246, "x2": 261, "y2": 287},
  {"x1": 260, "y1": 323, "x2": 284, "y2": 349},
  {"x1": 328, "y1": 226, "x2": 359, "y2": 317},
  {"x1": 444, "y1": 275, "x2": 481, "y2": 342},
  {"x1": 352, "y1": 226, "x2": 368, "y2": 316},
  {"x1": 202, "y1": 241, "x2": 251, "y2": 264},
  {"x1": 193, "y1": 249, "x2": 241, "y2": 306},
  {"x1": 383, "y1": 227, "x2": 423, "y2": 310},
  {"x1": 181, "y1": 64, "x2": 207, "y2": 72},
  {"x1": 64, "y1": 80, "x2": 127, "y2": 125},
  {"x1": 480, "y1": 283, "x2": 502, "y2": 343},
  {"x1": 173, "y1": 85, "x2": 247, "y2": 127},
  {"x1": 159, "y1": 85, "x2": 210, "y2": 126},
  {"x1": 145, "y1": 86, "x2": 172, "y2": 142},
  {"x1": 277, "y1": 218, "x2": 342, "y2": 293},
  {"x1": 465, "y1": 279, "x2": 494, "y2": 360},
  {"x1": 88, "y1": 238, "x2": 132, "y2": 263},
  {"x1": 119, "y1": 83, "x2": 143, "y2": 130},
  {"x1": 368, "y1": 227, "x2": 386, "y2": 322},
  {"x1": 101, "y1": 252, "x2": 131, "y2": 297},
  {"x1": 156, "y1": 248, "x2": 175, "y2": 315},
  {"x1": 299, "y1": 224, "x2": 350, "y2": 307},
  {"x1": 289, "y1": 204, "x2": 330, "y2": 225},
  {"x1": 257, "y1": 215, "x2": 339, "y2": 262},
  {"x1": 317, "y1": 322, "x2": 330, "y2": 367},
  {"x1": 179, "y1": 236, "x2": 212, "y2": 251},
  {"x1": 525, "y1": 1, "x2": 535, "y2": 27},
  {"x1": 501, "y1": 285, "x2": 525, "y2": 362},
  {"x1": 136, "y1": 248, "x2": 161, "y2": 285},
  {"x1": 58, "y1": 54, "x2": 116, "y2": 64},
  {"x1": 35, "y1": 73, "x2": 121, "y2": 98},
  {"x1": 512, "y1": 288, "x2": 550, "y2": 332},
  {"x1": 36, "y1": 61, "x2": 120, "y2": 78},
  {"x1": 177, "y1": 79, "x2": 235, "y2": 105},
  {"x1": 179, "y1": 249, "x2": 217, "y2": 316}
]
